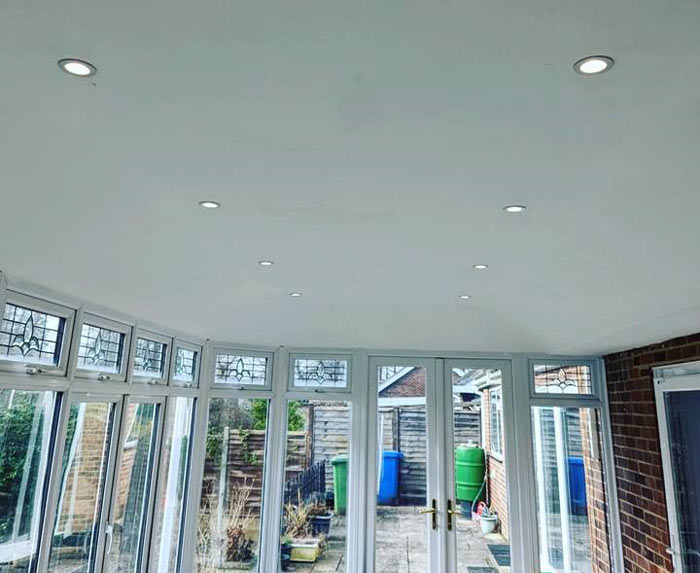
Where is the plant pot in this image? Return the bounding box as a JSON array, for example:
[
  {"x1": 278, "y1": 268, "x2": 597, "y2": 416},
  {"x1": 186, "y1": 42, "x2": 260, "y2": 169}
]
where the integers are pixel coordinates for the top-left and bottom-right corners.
[
  {"x1": 310, "y1": 512, "x2": 334, "y2": 536},
  {"x1": 280, "y1": 544, "x2": 292, "y2": 570},
  {"x1": 480, "y1": 514, "x2": 499, "y2": 535},
  {"x1": 289, "y1": 539, "x2": 322, "y2": 563},
  {"x1": 217, "y1": 560, "x2": 256, "y2": 571}
]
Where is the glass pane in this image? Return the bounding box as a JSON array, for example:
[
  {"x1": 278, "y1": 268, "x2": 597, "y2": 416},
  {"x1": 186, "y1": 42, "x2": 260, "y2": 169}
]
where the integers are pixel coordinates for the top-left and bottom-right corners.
[
  {"x1": 0, "y1": 303, "x2": 66, "y2": 365},
  {"x1": 0, "y1": 390, "x2": 56, "y2": 571},
  {"x1": 77, "y1": 324, "x2": 125, "y2": 373},
  {"x1": 531, "y1": 406, "x2": 611, "y2": 572},
  {"x1": 108, "y1": 402, "x2": 160, "y2": 572},
  {"x1": 451, "y1": 368, "x2": 511, "y2": 570},
  {"x1": 173, "y1": 347, "x2": 198, "y2": 385},
  {"x1": 49, "y1": 401, "x2": 115, "y2": 572},
  {"x1": 280, "y1": 400, "x2": 350, "y2": 572},
  {"x1": 665, "y1": 390, "x2": 700, "y2": 571},
  {"x1": 375, "y1": 365, "x2": 428, "y2": 572},
  {"x1": 214, "y1": 354, "x2": 268, "y2": 386},
  {"x1": 533, "y1": 364, "x2": 593, "y2": 395},
  {"x1": 293, "y1": 359, "x2": 348, "y2": 389},
  {"x1": 196, "y1": 398, "x2": 269, "y2": 572},
  {"x1": 133, "y1": 338, "x2": 167, "y2": 378},
  {"x1": 150, "y1": 397, "x2": 195, "y2": 572}
]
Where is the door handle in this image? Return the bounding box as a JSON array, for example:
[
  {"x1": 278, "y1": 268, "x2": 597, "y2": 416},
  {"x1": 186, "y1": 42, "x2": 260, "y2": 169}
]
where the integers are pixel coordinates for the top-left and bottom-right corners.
[
  {"x1": 420, "y1": 499, "x2": 438, "y2": 530},
  {"x1": 447, "y1": 499, "x2": 462, "y2": 531},
  {"x1": 105, "y1": 523, "x2": 114, "y2": 555}
]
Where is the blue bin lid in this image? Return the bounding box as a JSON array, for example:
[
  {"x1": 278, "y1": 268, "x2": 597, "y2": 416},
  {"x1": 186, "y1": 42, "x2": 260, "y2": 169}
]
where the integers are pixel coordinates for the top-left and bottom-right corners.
[{"x1": 382, "y1": 450, "x2": 404, "y2": 459}]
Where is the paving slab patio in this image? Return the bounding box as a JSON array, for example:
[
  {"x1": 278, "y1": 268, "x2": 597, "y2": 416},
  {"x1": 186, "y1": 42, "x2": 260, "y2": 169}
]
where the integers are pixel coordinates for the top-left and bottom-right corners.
[{"x1": 285, "y1": 506, "x2": 510, "y2": 572}]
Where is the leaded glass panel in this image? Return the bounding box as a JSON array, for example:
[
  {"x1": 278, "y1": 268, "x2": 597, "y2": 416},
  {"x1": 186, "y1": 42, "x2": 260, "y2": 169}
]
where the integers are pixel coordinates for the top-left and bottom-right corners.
[
  {"x1": 293, "y1": 358, "x2": 348, "y2": 389},
  {"x1": 173, "y1": 347, "x2": 198, "y2": 383},
  {"x1": 533, "y1": 364, "x2": 593, "y2": 395},
  {"x1": 77, "y1": 324, "x2": 125, "y2": 373},
  {"x1": 0, "y1": 303, "x2": 65, "y2": 365},
  {"x1": 214, "y1": 354, "x2": 268, "y2": 386},
  {"x1": 133, "y1": 337, "x2": 167, "y2": 377}
]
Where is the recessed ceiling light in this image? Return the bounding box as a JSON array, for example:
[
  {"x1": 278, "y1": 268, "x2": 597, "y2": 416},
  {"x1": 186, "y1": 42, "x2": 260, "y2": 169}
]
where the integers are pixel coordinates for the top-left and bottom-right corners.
[
  {"x1": 57, "y1": 58, "x2": 97, "y2": 77},
  {"x1": 459, "y1": 295, "x2": 471, "y2": 300},
  {"x1": 258, "y1": 260, "x2": 274, "y2": 267},
  {"x1": 473, "y1": 264, "x2": 489, "y2": 270},
  {"x1": 198, "y1": 200, "x2": 221, "y2": 209},
  {"x1": 289, "y1": 292, "x2": 302, "y2": 297},
  {"x1": 503, "y1": 204, "x2": 527, "y2": 213},
  {"x1": 573, "y1": 55, "x2": 614, "y2": 76}
]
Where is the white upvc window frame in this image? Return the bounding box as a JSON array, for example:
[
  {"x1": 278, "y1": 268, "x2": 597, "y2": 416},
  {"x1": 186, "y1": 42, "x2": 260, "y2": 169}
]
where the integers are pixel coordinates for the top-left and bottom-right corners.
[
  {"x1": 0, "y1": 290, "x2": 75, "y2": 378},
  {"x1": 489, "y1": 385, "x2": 504, "y2": 459},
  {"x1": 528, "y1": 357, "x2": 602, "y2": 402},
  {"x1": 287, "y1": 352, "x2": 353, "y2": 393},
  {"x1": 129, "y1": 328, "x2": 172, "y2": 385},
  {"x1": 211, "y1": 345, "x2": 274, "y2": 390},
  {"x1": 169, "y1": 339, "x2": 202, "y2": 388},
  {"x1": 71, "y1": 311, "x2": 132, "y2": 383},
  {"x1": 521, "y1": 355, "x2": 624, "y2": 573}
]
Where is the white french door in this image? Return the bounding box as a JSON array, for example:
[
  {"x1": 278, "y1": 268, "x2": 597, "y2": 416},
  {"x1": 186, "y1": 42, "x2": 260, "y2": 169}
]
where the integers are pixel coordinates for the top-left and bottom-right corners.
[
  {"x1": 655, "y1": 371, "x2": 700, "y2": 572},
  {"x1": 441, "y1": 359, "x2": 518, "y2": 573},
  {"x1": 367, "y1": 357, "x2": 518, "y2": 573}
]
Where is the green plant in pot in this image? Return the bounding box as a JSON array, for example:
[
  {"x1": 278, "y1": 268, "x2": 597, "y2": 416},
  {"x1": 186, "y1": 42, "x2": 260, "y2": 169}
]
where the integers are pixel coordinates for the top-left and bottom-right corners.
[{"x1": 283, "y1": 497, "x2": 323, "y2": 563}]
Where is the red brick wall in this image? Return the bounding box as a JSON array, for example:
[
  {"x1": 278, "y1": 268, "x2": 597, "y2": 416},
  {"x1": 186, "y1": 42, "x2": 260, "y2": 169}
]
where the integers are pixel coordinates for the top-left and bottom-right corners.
[
  {"x1": 603, "y1": 334, "x2": 700, "y2": 572},
  {"x1": 580, "y1": 409, "x2": 612, "y2": 573},
  {"x1": 379, "y1": 367, "x2": 426, "y2": 398},
  {"x1": 482, "y1": 387, "x2": 509, "y2": 540}
]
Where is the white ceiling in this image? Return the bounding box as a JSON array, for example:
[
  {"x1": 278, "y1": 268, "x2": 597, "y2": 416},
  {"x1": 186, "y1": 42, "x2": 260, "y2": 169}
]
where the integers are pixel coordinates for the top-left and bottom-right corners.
[{"x1": 2, "y1": 0, "x2": 700, "y2": 355}]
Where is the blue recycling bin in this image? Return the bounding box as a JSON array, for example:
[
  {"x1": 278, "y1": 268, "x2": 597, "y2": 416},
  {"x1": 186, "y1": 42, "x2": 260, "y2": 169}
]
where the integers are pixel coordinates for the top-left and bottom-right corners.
[
  {"x1": 567, "y1": 456, "x2": 587, "y2": 514},
  {"x1": 378, "y1": 451, "x2": 404, "y2": 504}
]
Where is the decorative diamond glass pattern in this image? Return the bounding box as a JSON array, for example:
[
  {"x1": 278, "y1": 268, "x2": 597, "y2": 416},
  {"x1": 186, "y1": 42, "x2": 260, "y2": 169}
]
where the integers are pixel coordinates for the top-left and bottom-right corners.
[
  {"x1": 173, "y1": 347, "x2": 198, "y2": 383},
  {"x1": 215, "y1": 354, "x2": 268, "y2": 386},
  {"x1": 533, "y1": 364, "x2": 593, "y2": 395},
  {"x1": 0, "y1": 303, "x2": 66, "y2": 365},
  {"x1": 77, "y1": 323, "x2": 125, "y2": 373},
  {"x1": 293, "y1": 358, "x2": 348, "y2": 389},
  {"x1": 133, "y1": 337, "x2": 167, "y2": 377}
]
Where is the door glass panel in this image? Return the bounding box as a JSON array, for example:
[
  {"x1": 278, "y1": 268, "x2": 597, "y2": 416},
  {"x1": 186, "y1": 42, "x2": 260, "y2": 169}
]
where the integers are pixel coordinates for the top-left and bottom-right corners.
[
  {"x1": 49, "y1": 401, "x2": 115, "y2": 572},
  {"x1": 107, "y1": 402, "x2": 160, "y2": 572},
  {"x1": 280, "y1": 400, "x2": 350, "y2": 572},
  {"x1": 531, "y1": 406, "x2": 611, "y2": 572},
  {"x1": 375, "y1": 365, "x2": 428, "y2": 572},
  {"x1": 0, "y1": 390, "x2": 57, "y2": 571},
  {"x1": 196, "y1": 398, "x2": 270, "y2": 572},
  {"x1": 665, "y1": 390, "x2": 700, "y2": 572},
  {"x1": 451, "y1": 368, "x2": 511, "y2": 571},
  {"x1": 150, "y1": 397, "x2": 195, "y2": 572}
]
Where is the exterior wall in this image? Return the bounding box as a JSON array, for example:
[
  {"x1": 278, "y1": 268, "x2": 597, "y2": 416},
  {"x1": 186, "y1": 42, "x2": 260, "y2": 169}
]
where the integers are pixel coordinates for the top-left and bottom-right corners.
[
  {"x1": 481, "y1": 387, "x2": 509, "y2": 540},
  {"x1": 580, "y1": 410, "x2": 612, "y2": 573},
  {"x1": 603, "y1": 333, "x2": 700, "y2": 573},
  {"x1": 379, "y1": 368, "x2": 425, "y2": 398}
]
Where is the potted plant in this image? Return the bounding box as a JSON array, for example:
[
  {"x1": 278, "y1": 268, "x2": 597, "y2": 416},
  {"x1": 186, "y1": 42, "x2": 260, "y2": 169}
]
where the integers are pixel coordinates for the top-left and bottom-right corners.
[
  {"x1": 283, "y1": 499, "x2": 322, "y2": 563},
  {"x1": 280, "y1": 535, "x2": 292, "y2": 571},
  {"x1": 480, "y1": 506, "x2": 499, "y2": 535},
  {"x1": 308, "y1": 498, "x2": 334, "y2": 537}
]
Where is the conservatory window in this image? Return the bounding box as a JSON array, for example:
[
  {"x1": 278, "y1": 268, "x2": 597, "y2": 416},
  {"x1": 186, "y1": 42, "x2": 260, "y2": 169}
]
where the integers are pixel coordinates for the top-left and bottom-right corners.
[
  {"x1": 76, "y1": 321, "x2": 126, "y2": 375},
  {"x1": 533, "y1": 364, "x2": 594, "y2": 396},
  {"x1": 291, "y1": 357, "x2": 350, "y2": 390},
  {"x1": 171, "y1": 344, "x2": 200, "y2": 387},
  {"x1": 131, "y1": 332, "x2": 170, "y2": 383},
  {"x1": 489, "y1": 387, "x2": 503, "y2": 457},
  {"x1": 0, "y1": 390, "x2": 57, "y2": 572},
  {"x1": 196, "y1": 398, "x2": 270, "y2": 571},
  {"x1": 213, "y1": 351, "x2": 270, "y2": 388}
]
